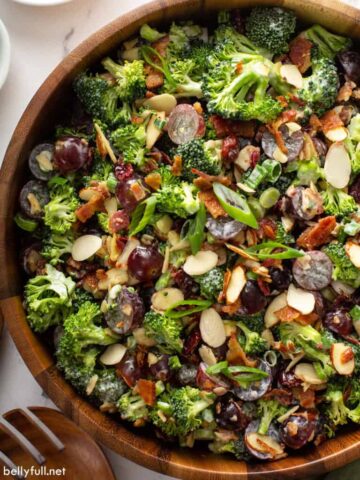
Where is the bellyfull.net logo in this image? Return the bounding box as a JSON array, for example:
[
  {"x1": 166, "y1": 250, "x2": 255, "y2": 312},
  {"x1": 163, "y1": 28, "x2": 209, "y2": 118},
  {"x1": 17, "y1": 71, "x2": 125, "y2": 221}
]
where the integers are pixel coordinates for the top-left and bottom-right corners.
[{"x1": 3, "y1": 466, "x2": 66, "y2": 477}]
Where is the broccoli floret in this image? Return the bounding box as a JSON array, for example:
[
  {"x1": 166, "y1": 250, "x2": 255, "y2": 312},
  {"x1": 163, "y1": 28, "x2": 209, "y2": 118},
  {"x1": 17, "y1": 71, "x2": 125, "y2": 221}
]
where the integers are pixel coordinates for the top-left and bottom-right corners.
[
  {"x1": 44, "y1": 182, "x2": 79, "y2": 234},
  {"x1": 257, "y1": 399, "x2": 287, "y2": 435},
  {"x1": 321, "y1": 186, "x2": 357, "y2": 218},
  {"x1": 155, "y1": 181, "x2": 200, "y2": 218},
  {"x1": 41, "y1": 231, "x2": 74, "y2": 265},
  {"x1": 56, "y1": 301, "x2": 118, "y2": 373},
  {"x1": 110, "y1": 123, "x2": 147, "y2": 167},
  {"x1": 323, "y1": 242, "x2": 360, "y2": 288},
  {"x1": 209, "y1": 435, "x2": 252, "y2": 461},
  {"x1": 92, "y1": 369, "x2": 127, "y2": 405},
  {"x1": 346, "y1": 114, "x2": 360, "y2": 174},
  {"x1": 213, "y1": 25, "x2": 269, "y2": 58},
  {"x1": 73, "y1": 72, "x2": 126, "y2": 125},
  {"x1": 296, "y1": 158, "x2": 323, "y2": 186},
  {"x1": 175, "y1": 139, "x2": 222, "y2": 181},
  {"x1": 83, "y1": 152, "x2": 114, "y2": 186},
  {"x1": 298, "y1": 57, "x2": 339, "y2": 117},
  {"x1": 182, "y1": 40, "x2": 213, "y2": 80},
  {"x1": 324, "y1": 381, "x2": 350, "y2": 426},
  {"x1": 203, "y1": 55, "x2": 284, "y2": 122},
  {"x1": 237, "y1": 322, "x2": 267, "y2": 356},
  {"x1": 72, "y1": 289, "x2": 94, "y2": 311},
  {"x1": 275, "y1": 221, "x2": 295, "y2": 244},
  {"x1": 118, "y1": 391, "x2": 149, "y2": 422},
  {"x1": 167, "y1": 22, "x2": 203, "y2": 58},
  {"x1": 194, "y1": 267, "x2": 224, "y2": 301},
  {"x1": 150, "y1": 386, "x2": 214, "y2": 437},
  {"x1": 234, "y1": 312, "x2": 265, "y2": 335},
  {"x1": 25, "y1": 264, "x2": 75, "y2": 333},
  {"x1": 97, "y1": 212, "x2": 110, "y2": 233},
  {"x1": 102, "y1": 58, "x2": 146, "y2": 101},
  {"x1": 301, "y1": 24, "x2": 351, "y2": 59},
  {"x1": 279, "y1": 322, "x2": 334, "y2": 380},
  {"x1": 143, "y1": 310, "x2": 183, "y2": 353},
  {"x1": 60, "y1": 362, "x2": 95, "y2": 394},
  {"x1": 140, "y1": 23, "x2": 166, "y2": 42},
  {"x1": 245, "y1": 7, "x2": 296, "y2": 55}
]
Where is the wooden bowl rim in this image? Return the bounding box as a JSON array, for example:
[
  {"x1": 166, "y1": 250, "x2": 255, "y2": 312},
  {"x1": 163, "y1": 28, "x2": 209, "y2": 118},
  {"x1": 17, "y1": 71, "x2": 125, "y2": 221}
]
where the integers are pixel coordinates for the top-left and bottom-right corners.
[{"x1": 2, "y1": 0, "x2": 360, "y2": 478}]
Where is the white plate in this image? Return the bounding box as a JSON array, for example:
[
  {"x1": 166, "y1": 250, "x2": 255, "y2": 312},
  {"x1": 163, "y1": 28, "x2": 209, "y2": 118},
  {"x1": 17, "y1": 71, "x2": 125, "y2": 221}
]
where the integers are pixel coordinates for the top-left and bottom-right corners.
[
  {"x1": 12, "y1": 0, "x2": 72, "y2": 5},
  {"x1": 0, "y1": 19, "x2": 10, "y2": 90}
]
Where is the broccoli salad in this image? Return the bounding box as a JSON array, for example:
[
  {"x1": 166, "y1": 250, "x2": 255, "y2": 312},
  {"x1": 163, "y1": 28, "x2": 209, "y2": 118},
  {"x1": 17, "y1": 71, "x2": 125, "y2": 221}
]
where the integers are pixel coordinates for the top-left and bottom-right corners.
[{"x1": 14, "y1": 6, "x2": 360, "y2": 461}]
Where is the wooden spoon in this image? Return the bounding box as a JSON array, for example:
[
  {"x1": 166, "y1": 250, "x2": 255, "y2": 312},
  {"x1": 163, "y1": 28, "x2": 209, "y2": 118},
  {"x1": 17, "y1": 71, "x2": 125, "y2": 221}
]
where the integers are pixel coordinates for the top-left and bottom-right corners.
[{"x1": 0, "y1": 407, "x2": 115, "y2": 480}]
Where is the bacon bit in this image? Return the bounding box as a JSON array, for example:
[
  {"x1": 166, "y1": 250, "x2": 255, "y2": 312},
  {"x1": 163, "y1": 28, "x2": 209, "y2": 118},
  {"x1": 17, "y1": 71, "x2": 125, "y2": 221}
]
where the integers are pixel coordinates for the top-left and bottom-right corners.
[
  {"x1": 145, "y1": 90, "x2": 155, "y2": 98},
  {"x1": 259, "y1": 218, "x2": 277, "y2": 240},
  {"x1": 82, "y1": 272, "x2": 101, "y2": 297},
  {"x1": 130, "y1": 181, "x2": 147, "y2": 202},
  {"x1": 109, "y1": 210, "x2": 130, "y2": 234},
  {"x1": 198, "y1": 190, "x2": 226, "y2": 218},
  {"x1": 193, "y1": 102, "x2": 203, "y2": 115},
  {"x1": 337, "y1": 81, "x2": 356, "y2": 103},
  {"x1": 221, "y1": 134, "x2": 239, "y2": 163},
  {"x1": 218, "y1": 269, "x2": 232, "y2": 303},
  {"x1": 236, "y1": 62, "x2": 243, "y2": 74},
  {"x1": 320, "y1": 109, "x2": 344, "y2": 133},
  {"x1": 131, "y1": 115, "x2": 145, "y2": 124},
  {"x1": 267, "y1": 110, "x2": 297, "y2": 155},
  {"x1": 309, "y1": 114, "x2": 322, "y2": 131},
  {"x1": 136, "y1": 379, "x2": 156, "y2": 406},
  {"x1": 221, "y1": 299, "x2": 241, "y2": 316},
  {"x1": 152, "y1": 35, "x2": 170, "y2": 57},
  {"x1": 289, "y1": 94, "x2": 305, "y2": 106},
  {"x1": 196, "y1": 115, "x2": 206, "y2": 138},
  {"x1": 171, "y1": 155, "x2": 182, "y2": 176},
  {"x1": 257, "y1": 278, "x2": 271, "y2": 296},
  {"x1": 76, "y1": 192, "x2": 105, "y2": 223},
  {"x1": 289, "y1": 37, "x2": 313, "y2": 73},
  {"x1": 145, "y1": 172, "x2": 162, "y2": 191},
  {"x1": 294, "y1": 388, "x2": 316, "y2": 409},
  {"x1": 226, "y1": 334, "x2": 257, "y2": 368},
  {"x1": 192, "y1": 169, "x2": 231, "y2": 191},
  {"x1": 275, "y1": 305, "x2": 301, "y2": 323},
  {"x1": 296, "y1": 312, "x2": 319, "y2": 326},
  {"x1": 268, "y1": 125, "x2": 288, "y2": 154},
  {"x1": 145, "y1": 69, "x2": 164, "y2": 90},
  {"x1": 262, "y1": 258, "x2": 282, "y2": 269},
  {"x1": 276, "y1": 96, "x2": 289, "y2": 108},
  {"x1": 210, "y1": 115, "x2": 256, "y2": 139},
  {"x1": 297, "y1": 216, "x2": 337, "y2": 250},
  {"x1": 263, "y1": 388, "x2": 293, "y2": 406}
]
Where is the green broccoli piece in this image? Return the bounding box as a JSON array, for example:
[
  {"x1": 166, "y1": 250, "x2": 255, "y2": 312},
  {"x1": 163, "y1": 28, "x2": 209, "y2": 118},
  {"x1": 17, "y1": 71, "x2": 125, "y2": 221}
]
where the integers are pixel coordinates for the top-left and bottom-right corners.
[
  {"x1": 72, "y1": 289, "x2": 95, "y2": 311},
  {"x1": 118, "y1": 390, "x2": 149, "y2": 422},
  {"x1": 102, "y1": 57, "x2": 146, "y2": 101},
  {"x1": 83, "y1": 153, "x2": 114, "y2": 186},
  {"x1": 60, "y1": 361, "x2": 95, "y2": 394},
  {"x1": 275, "y1": 221, "x2": 295, "y2": 244},
  {"x1": 237, "y1": 321, "x2": 267, "y2": 356},
  {"x1": 140, "y1": 23, "x2": 166, "y2": 42},
  {"x1": 234, "y1": 312, "x2": 265, "y2": 335},
  {"x1": 203, "y1": 54, "x2": 284, "y2": 122},
  {"x1": 257, "y1": 399, "x2": 288, "y2": 435},
  {"x1": 155, "y1": 181, "x2": 200, "y2": 218},
  {"x1": 345, "y1": 114, "x2": 360, "y2": 174},
  {"x1": 296, "y1": 158, "x2": 323, "y2": 186},
  {"x1": 56, "y1": 301, "x2": 118, "y2": 373},
  {"x1": 175, "y1": 139, "x2": 222, "y2": 181},
  {"x1": 44, "y1": 182, "x2": 79, "y2": 234},
  {"x1": 298, "y1": 57, "x2": 339, "y2": 117},
  {"x1": 349, "y1": 113, "x2": 360, "y2": 143},
  {"x1": 194, "y1": 267, "x2": 224, "y2": 301},
  {"x1": 97, "y1": 212, "x2": 110, "y2": 233},
  {"x1": 110, "y1": 123, "x2": 147, "y2": 167},
  {"x1": 143, "y1": 310, "x2": 183, "y2": 353},
  {"x1": 321, "y1": 186, "x2": 357, "y2": 218},
  {"x1": 41, "y1": 231, "x2": 74, "y2": 265},
  {"x1": 213, "y1": 25, "x2": 269, "y2": 58},
  {"x1": 25, "y1": 264, "x2": 75, "y2": 333},
  {"x1": 150, "y1": 386, "x2": 214, "y2": 437},
  {"x1": 91, "y1": 369, "x2": 127, "y2": 405},
  {"x1": 323, "y1": 242, "x2": 360, "y2": 288},
  {"x1": 245, "y1": 7, "x2": 296, "y2": 55},
  {"x1": 181, "y1": 40, "x2": 213, "y2": 80},
  {"x1": 167, "y1": 21, "x2": 203, "y2": 58},
  {"x1": 301, "y1": 24, "x2": 351, "y2": 59},
  {"x1": 209, "y1": 435, "x2": 252, "y2": 461},
  {"x1": 324, "y1": 381, "x2": 350, "y2": 427},
  {"x1": 279, "y1": 322, "x2": 334, "y2": 380}
]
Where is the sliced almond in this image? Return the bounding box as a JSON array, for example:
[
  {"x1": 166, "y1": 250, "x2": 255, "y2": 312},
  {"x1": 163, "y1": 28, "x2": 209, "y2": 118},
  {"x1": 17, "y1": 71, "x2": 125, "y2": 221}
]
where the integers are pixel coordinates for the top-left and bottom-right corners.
[
  {"x1": 121, "y1": 47, "x2": 140, "y2": 61},
  {"x1": 234, "y1": 145, "x2": 260, "y2": 171},
  {"x1": 281, "y1": 215, "x2": 295, "y2": 232},
  {"x1": 36, "y1": 150, "x2": 53, "y2": 172},
  {"x1": 294, "y1": 362, "x2": 324, "y2": 385},
  {"x1": 264, "y1": 292, "x2": 288, "y2": 328},
  {"x1": 133, "y1": 327, "x2": 157, "y2": 347},
  {"x1": 287, "y1": 284, "x2": 315, "y2": 315},
  {"x1": 147, "y1": 352, "x2": 159, "y2": 367},
  {"x1": 331, "y1": 280, "x2": 355, "y2": 297},
  {"x1": 98, "y1": 268, "x2": 128, "y2": 290},
  {"x1": 72, "y1": 235, "x2": 101, "y2": 262},
  {"x1": 330, "y1": 342, "x2": 355, "y2": 375},
  {"x1": 199, "y1": 308, "x2": 226, "y2": 348},
  {"x1": 155, "y1": 215, "x2": 173, "y2": 238},
  {"x1": 146, "y1": 111, "x2": 166, "y2": 149},
  {"x1": 226, "y1": 265, "x2": 246, "y2": 304},
  {"x1": 104, "y1": 197, "x2": 118, "y2": 216},
  {"x1": 246, "y1": 432, "x2": 284, "y2": 457},
  {"x1": 151, "y1": 288, "x2": 184, "y2": 311},
  {"x1": 324, "y1": 142, "x2": 351, "y2": 189},
  {"x1": 183, "y1": 250, "x2": 218, "y2": 276},
  {"x1": 117, "y1": 237, "x2": 140, "y2": 266},
  {"x1": 236, "y1": 182, "x2": 256, "y2": 194},
  {"x1": 100, "y1": 344, "x2": 127, "y2": 366},
  {"x1": 345, "y1": 240, "x2": 360, "y2": 268},
  {"x1": 86, "y1": 374, "x2": 99, "y2": 396},
  {"x1": 143, "y1": 94, "x2": 177, "y2": 114},
  {"x1": 225, "y1": 243, "x2": 258, "y2": 261},
  {"x1": 198, "y1": 345, "x2": 217, "y2": 366},
  {"x1": 273, "y1": 146, "x2": 288, "y2": 163},
  {"x1": 285, "y1": 122, "x2": 302, "y2": 134},
  {"x1": 280, "y1": 64, "x2": 303, "y2": 89},
  {"x1": 324, "y1": 126, "x2": 348, "y2": 142}
]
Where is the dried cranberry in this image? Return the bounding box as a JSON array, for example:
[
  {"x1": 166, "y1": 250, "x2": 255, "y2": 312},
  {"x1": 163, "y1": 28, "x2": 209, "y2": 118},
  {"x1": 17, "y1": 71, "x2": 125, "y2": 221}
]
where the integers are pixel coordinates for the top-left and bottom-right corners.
[
  {"x1": 183, "y1": 328, "x2": 201, "y2": 356},
  {"x1": 115, "y1": 162, "x2": 134, "y2": 181},
  {"x1": 172, "y1": 268, "x2": 199, "y2": 298},
  {"x1": 350, "y1": 176, "x2": 360, "y2": 203},
  {"x1": 109, "y1": 210, "x2": 130, "y2": 233},
  {"x1": 221, "y1": 134, "x2": 239, "y2": 163}
]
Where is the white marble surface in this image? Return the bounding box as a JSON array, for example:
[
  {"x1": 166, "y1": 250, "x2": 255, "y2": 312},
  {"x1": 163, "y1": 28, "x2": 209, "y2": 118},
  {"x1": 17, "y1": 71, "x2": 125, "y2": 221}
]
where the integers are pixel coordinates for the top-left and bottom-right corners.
[{"x1": 0, "y1": 1, "x2": 359, "y2": 479}]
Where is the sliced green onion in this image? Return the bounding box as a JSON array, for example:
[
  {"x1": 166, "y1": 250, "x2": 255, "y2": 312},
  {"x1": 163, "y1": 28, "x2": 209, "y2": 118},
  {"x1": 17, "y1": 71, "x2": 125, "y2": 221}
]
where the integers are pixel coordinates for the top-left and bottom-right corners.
[
  {"x1": 259, "y1": 187, "x2": 280, "y2": 209},
  {"x1": 246, "y1": 241, "x2": 304, "y2": 260},
  {"x1": 47, "y1": 176, "x2": 68, "y2": 187},
  {"x1": 154, "y1": 117, "x2": 166, "y2": 130},
  {"x1": 129, "y1": 196, "x2": 157, "y2": 236},
  {"x1": 350, "y1": 305, "x2": 360, "y2": 322},
  {"x1": 244, "y1": 159, "x2": 281, "y2": 189},
  {"x1": 213, "y1": 183, "x2": 258, "y2": 228},
  {"x1": 248, "y1": 197, "x2": 265, "y2": 220},
  {"x1": 140, "y1": 45, "x2": 176, "y2": 87},
  {"x1": 165, "y1": 299, "x2": 212, "y2": 319},
  {"x1": 187, "y1": 203, "x2": 206, "y2": 255},
  {"x1": 107, "y1": 173, "x2": 117, "y2": 193},
  {"x1": 264, "y1": 350, "x2": 278, "y2": 367},
  {"x1": 14, "y1": 213, "x2": 38, "y2": 232},
  {"x1": 206, "y1": 361, "x2": 269, "y2": 386}
]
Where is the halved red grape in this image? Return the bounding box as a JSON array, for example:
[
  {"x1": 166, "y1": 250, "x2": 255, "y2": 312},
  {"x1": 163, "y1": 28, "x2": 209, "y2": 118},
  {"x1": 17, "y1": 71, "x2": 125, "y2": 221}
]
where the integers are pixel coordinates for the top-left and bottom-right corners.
[
  {"x1": 53, "y1": 136, "x2": 92, "y2": 173},
  {"x1": 234, "y1": 359, "x2": 272, "y2": 401},
  {"x1": 149, "y1": 355, "x2": 172, "y2": 382},
  {"x1": 105, "y1": 287, "x2": 145, "y2": 335},
  {"x1": 215, "y1": 395, "x2": 251, "y2": 431},
  {"x1": 324, "y1": 308, "x2": 353, "y2": 336},
  {"x1": 293, "y1": 251, "x2": 333, "y2": 291},
  {"x1": 29, "y1": 143, "x2": 55, "y2": 181},
  {"x1": 127, "y1": 246, "x2": 164, "y2": 282},
  {"x1": 19, "y1": 180, "x2": 49, "y2": 219},
  {"x1": 240, "y1": 281, "x2": 267, "y2": 314},
  {"x1": 116, "y1": 175, "x2": 149, "y2": 213},
  {"x1": 206, "y1": 215, "x2": 245, "y2": 241},
  {"x1": 116, "y1": 352, "x2": 142, "y2": 387},
  {"x1": 167, "y1": 104, "x2": 199, "y2": 145},
  {"x1": 279, "y1": 411, "x2": 318, "y2": 449}
]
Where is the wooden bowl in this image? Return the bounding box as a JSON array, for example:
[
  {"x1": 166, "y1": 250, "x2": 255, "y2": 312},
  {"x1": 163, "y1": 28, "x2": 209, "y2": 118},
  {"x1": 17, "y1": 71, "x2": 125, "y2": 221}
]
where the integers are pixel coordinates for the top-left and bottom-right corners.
[{"x1": 1, "y1": 1, "x2": 360, "y2": 478}]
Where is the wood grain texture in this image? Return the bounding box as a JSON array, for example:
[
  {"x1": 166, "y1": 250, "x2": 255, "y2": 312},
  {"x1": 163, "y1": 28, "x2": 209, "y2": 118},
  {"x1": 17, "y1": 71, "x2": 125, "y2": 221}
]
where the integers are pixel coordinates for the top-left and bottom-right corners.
[
  {"x1": 1, "y1": 1, "x2": 360, "y2": 478},
  {"x1": 0, "y1": 407, "x2": 115, "y2": 480}
]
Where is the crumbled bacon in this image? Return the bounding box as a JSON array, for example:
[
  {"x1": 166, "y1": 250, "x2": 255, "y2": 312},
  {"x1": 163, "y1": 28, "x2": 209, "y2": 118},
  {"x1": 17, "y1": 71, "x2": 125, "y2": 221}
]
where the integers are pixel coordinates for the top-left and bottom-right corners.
[
  {"x1": 76, "y1": 192, "x2": 106, "y2": 223},
  {"x1": 320, "y1": 109, "x2": 344, "y2": 133},
  {"x1": 259, "y1": 218, "x2": 277, "y2": 240},
  {"x1": 293, "y1": 388, "x2": 316, "y2": 409},
  {"x1": 135, "y1": 379, "x2": 156, "y2": 406},
  {"x1": 297, "y1": 216, "x2": 336, "y2": 250},
  {"x1": 145, "y1": 172, "x2": 162, "y2": 190},
  {"x1": 171, "y1": 155, "x2": 182, "y2": 176},
  {"x1": 210, "y1": 115, "x2": 256, "y2": 139},
  {"x1": 257, "y1": 278, "x2": 271, "y2": 296},
  {"x1": 130, "y1": 181, "x2": 147, "y2": 201},
  {"x1": 337, "y1": 81, "x2": 356, "y2": 103},
  {"x1": 221, "y1": 134, "x2": 239, "y2": 163},
  {"x1": 192, "y1": 169, "x2": 231, "y2": 191},
  {"x1": 227, "y1": 334, "x2": 257, "y2": 368},
  {"x1": 152, "y1": 35, "x2": 169, "y2": 57},
  {"x1": 267, "y1": 110, "x2": 297, "y2": 154},
  {"x1": 198, "y1": 190, "x2": 226, "y2": 218},
  {"x1": 289, "y1": 36, "x2": 313, "y2": 73},
  {"x1": 274, "y1": 305, "x2": 318, "y2": 325},
  {"x1": 144, "y1": 67, "x2": 164, "y2": 90}
]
